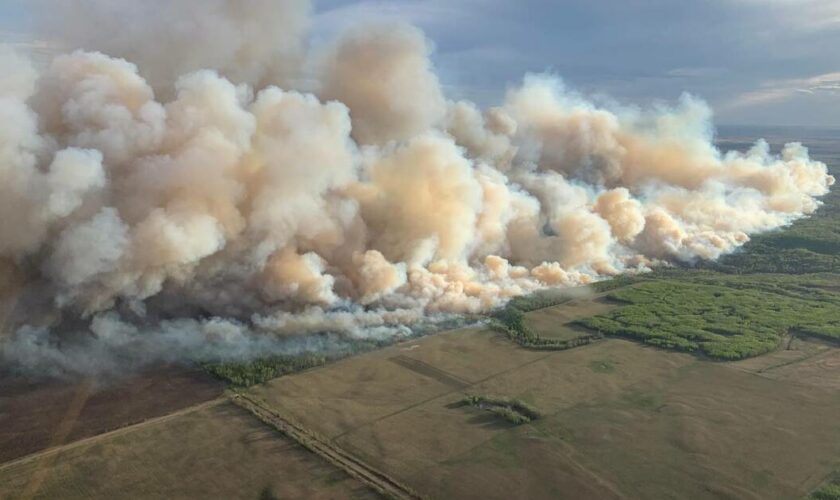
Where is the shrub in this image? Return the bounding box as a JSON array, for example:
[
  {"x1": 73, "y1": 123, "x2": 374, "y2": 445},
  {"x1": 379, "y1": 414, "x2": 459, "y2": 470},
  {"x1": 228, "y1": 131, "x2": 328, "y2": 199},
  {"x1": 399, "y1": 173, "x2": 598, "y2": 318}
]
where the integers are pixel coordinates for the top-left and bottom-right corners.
[{"x1": 460, "y1": 394, "x2": 542, "y2": 425}]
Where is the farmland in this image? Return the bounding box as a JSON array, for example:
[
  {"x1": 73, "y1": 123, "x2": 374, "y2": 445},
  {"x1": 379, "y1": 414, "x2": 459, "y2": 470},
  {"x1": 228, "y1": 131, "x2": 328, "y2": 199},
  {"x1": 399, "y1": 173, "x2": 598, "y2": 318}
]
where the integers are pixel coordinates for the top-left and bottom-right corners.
[
  {"x1": 0, "y1": 366, "x2": 223, "y2": 463},
  {"x1": 2, "y1": 127, "x2": 840, "y2": 499},
  {"x1": 0, "y1": 400, "x2": 377, "y2": 500},
  {"x1": 244, "y1": 325, "x2": 840, "y2": 499}
]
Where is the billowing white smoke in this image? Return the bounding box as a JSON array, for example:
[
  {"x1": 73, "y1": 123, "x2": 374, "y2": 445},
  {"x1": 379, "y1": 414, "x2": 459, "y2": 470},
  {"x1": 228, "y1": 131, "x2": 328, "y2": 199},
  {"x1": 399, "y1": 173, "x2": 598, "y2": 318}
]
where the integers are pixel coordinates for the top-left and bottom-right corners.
[{"x1": 0, "y1": 1, "x2": 833, "y2": 376}]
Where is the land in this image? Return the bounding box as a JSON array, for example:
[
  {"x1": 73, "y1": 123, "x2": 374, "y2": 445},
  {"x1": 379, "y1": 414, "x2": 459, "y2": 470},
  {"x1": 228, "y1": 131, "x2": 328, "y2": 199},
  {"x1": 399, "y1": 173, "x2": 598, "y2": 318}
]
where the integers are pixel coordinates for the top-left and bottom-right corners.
[
  {"x1": 0, "y1": 399, "x2": 378, "y2": 500},
  {"x1": 2, "y1": 127, "x2": 840, "y2": 499},
  {"x1": 241, "y1": 326, "x2": 840, "y2": 499},
  {"x1": 0, "y1": 366, "x2": 224, "y2": 463}
]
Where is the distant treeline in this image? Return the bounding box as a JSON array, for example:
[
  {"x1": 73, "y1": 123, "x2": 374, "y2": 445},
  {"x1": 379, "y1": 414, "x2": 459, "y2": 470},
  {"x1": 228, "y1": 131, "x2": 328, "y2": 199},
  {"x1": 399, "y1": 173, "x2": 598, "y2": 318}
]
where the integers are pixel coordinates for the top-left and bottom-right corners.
[
  {"x1": 203, "y1": 337, "x2": 402, "y2": 387},
  {"x1": 706, "y1": 181, "x2": 840, "y2": 275},
  {"x1": 203, "y1": 354, "x2": 330, "y2": 387}
]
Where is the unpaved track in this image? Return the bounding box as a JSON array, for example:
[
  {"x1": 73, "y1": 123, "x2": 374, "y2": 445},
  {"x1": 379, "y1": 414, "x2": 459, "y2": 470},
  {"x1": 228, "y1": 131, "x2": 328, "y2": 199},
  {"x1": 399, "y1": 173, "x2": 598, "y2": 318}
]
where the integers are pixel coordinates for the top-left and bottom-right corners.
[{"x1": 232, "y1": 393, "x2": 421, "y2": 500}]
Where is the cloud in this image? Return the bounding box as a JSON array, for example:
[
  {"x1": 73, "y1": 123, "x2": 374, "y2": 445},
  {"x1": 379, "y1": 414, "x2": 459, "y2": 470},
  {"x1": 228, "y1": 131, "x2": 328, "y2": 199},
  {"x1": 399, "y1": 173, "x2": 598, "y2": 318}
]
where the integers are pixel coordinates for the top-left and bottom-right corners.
[
  {"x1": 730, "y1": 0, "x2": 840, "y2": 32},
  {"x1": 0, "y1": 31, "x2": 59, "y2": 66},
  {"x1": 726, "y1": 71, "x2": 840, "y2": 109}
]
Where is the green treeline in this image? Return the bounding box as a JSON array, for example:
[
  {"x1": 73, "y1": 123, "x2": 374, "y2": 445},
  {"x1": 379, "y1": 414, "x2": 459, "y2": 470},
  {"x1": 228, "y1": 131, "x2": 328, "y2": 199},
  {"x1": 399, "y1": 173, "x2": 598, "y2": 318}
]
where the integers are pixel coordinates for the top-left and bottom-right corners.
[
  {"x1": 460, "y1": 394, "x2": 541, "y2": 425},
  {"x1": 493, "y1": 303, "x2": 603, "y2": 350},
  {"x1": 203, "y1": 354, "x2": 329, "y2": 387}
]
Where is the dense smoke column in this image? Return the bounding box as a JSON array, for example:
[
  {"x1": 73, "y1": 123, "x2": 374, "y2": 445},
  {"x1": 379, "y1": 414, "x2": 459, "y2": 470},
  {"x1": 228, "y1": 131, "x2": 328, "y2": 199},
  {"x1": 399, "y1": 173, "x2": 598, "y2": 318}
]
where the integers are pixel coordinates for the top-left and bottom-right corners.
[{"x1": 0, "y1": 1, "x2": 833, "y2": 376}]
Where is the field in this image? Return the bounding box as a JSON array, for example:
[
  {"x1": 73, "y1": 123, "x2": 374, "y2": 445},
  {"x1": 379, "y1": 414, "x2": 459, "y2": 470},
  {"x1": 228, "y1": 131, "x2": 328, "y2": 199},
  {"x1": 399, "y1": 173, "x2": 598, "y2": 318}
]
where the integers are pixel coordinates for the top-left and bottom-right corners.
[
  {"x1": 245, "y1": 325, "x2": 840, "y2": 499},
  {"x1": 0, "y1": 366, "x2": 224, "y2": 463},
  {"x1": 235, "y1": 128, "x2": 840, "y2": 499},
  {"x1": 523, "y1": 294, "x2": 616, "y2": 341},
  {"x1": 0, "y1": 400, "x2": 377, "y2": 500},
  {"x1": 1, "y1": 126, "x2": 840, "y2": 499}
]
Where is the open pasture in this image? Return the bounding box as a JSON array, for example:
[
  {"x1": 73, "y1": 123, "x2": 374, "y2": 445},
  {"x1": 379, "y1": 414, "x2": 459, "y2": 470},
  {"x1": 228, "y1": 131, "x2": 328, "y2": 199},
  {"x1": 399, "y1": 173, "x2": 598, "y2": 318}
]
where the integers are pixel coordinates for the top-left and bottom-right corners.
[
  {"x1": 0, "y1": 401, "x2": 377, "y2": 500},
  {"x1": 247, "y1": 319, "x2": 840, "y2": 499}
]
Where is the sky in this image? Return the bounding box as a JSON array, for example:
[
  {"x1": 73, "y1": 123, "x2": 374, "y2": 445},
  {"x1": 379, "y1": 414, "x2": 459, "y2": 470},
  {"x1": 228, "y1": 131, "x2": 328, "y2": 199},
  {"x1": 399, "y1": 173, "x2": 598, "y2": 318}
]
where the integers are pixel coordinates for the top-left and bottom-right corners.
[{"x1": 1, "y1": 0, "x2": 839, "y2": 127}]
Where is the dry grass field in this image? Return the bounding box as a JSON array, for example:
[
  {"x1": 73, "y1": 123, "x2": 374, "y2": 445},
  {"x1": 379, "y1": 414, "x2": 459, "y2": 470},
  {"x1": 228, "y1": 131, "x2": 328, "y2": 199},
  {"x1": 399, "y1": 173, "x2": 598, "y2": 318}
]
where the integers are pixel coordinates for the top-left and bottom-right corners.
[
  {"x1": 524, "y1": 295, "x2": 617, "y2": 341},
  {"x1": 0, "y1": 366, "x2": 224, "y2": 463},
  {"x1": 247, "y1": 305, "x2": 840, "y2": 499},
  {"x1": 0, "y1": 401, "x2": 377, "y2": 500}
]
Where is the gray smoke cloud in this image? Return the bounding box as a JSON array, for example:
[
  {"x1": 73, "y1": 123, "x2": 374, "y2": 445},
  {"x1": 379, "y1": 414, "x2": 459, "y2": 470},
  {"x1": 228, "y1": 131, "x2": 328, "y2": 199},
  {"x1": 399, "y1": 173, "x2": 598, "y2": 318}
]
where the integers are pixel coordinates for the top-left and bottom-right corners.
[{"x1": 0, "y1": 1, "x2": 833, "y2": 377}]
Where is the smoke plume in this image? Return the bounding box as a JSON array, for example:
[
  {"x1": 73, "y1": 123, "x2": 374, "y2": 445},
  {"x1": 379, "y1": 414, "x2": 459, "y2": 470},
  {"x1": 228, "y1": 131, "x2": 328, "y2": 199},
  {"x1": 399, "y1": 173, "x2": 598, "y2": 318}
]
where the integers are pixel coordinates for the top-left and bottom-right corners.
[{"x1": 0, "y1": 0, "x2": 833, "y2": 376}]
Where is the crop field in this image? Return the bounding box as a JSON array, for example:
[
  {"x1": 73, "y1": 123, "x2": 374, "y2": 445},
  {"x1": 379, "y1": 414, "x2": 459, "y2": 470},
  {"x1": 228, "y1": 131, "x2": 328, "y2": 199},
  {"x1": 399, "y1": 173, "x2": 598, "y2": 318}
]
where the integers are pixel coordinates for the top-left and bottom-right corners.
[
  {"x1": 2, "y1": 130, "x2": 839, "y2": 499},
  {"x1": 246, "y1": 321, "x2": 840, "y2": 499},
  {"x1": 0, "y1": 366, "x2": 224, "y2": 463},
  {"x1": 0, "y1": 400, "x2": 377, "y2": 500},
  {"x1": 523, "y1": 295, "x2": 616, "y2": 341}
]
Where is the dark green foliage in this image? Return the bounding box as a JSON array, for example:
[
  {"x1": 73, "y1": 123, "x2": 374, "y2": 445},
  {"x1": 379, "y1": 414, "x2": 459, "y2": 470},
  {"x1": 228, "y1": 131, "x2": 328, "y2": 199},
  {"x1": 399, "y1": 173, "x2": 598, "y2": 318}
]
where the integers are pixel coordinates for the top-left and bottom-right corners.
[
  {"x1": 578, "y1": 277, "x2": 840, "y2": 360},
  {"x1": 258, "y1": 486, "x2": 280, "y2": 500},
  {"x1": 590, "y1": 274, "x2": 642, "y2": 293},
  {"x1": 487, "y1": 406, "x2": 530, "y2": 425},
  {"x1": 493, "y1": 302, "x2": 602, "y2": 351},
  {"x1": 460, "y1": 394, "x2": 541, "y2": 424},
  {"x1": 507, "y1": 290, "x2": 573, "y2": 312},
  {"x1": 202, "y1": 319, "x2": 470, "y2": 387},
  {"x1": 204, "y1": 354, "x2": 328, "y2": 387},
  {"x1": 811, "y1": 474, "x2": 840, "y2": 500}
]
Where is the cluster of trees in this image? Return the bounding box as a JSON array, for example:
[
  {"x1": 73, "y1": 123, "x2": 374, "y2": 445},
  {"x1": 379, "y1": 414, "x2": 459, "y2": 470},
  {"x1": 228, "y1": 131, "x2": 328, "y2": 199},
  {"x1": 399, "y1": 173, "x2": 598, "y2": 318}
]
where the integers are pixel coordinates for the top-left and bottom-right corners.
[
  {"x1": 203, "y1": 333, "x2": 412, "y2": 387},
  {"x1": 507, "y1": 291, "x2": 573, "y2": 312},
  {"x1": 709, "y1": 247, "x2": 840, "y2": 275},
  {"x1": 810, "y1": 473, "x2": 840, "y2": 500},
  {"x1": 577, "y1": 278, "x2": 840, "y2": 360},
  {"x1": 203, "y1": 354, "x2": 329, "y2": 387},
  {"x1": 460, "y1": 394, "x2": 541, "y2": 425},
  {"x1": 493, "y1": 303, "x2": 603, "y2": 351}
]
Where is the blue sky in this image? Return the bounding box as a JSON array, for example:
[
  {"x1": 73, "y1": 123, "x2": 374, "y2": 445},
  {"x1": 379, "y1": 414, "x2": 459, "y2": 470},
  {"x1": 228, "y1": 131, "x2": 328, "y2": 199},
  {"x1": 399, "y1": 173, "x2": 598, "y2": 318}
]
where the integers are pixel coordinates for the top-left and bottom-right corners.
[{"x1": 2, "y1": 0, "x2": 839, "y2": 126}]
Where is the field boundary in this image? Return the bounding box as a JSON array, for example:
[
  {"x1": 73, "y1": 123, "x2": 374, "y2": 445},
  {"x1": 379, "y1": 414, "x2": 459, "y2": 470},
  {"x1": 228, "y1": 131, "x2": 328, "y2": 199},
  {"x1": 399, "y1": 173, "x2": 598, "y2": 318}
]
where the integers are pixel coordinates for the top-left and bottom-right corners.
[
  {"x1": 0, "y1": 397, "x2": 228, "y2": 473},
  {"x1": 231, "y1": 392, "x2": 422, "y2": 500},
  {"x1": 388, "y1": 355, "x2": 471, "y2": 389}
]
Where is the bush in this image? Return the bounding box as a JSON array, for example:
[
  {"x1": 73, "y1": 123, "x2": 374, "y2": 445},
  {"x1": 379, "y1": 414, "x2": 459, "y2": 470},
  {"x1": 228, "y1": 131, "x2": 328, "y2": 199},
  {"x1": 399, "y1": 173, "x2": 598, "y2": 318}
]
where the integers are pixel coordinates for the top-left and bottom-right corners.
[
  {"x1": 811, "y1": 475, "x2": 840, "y2": 500},
  {"x1": 488, "y1": 406, "x2": 531, "y2": 424},
  {"x1": 460, "y1": 394, "x2": 541, "y2": 425}
]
